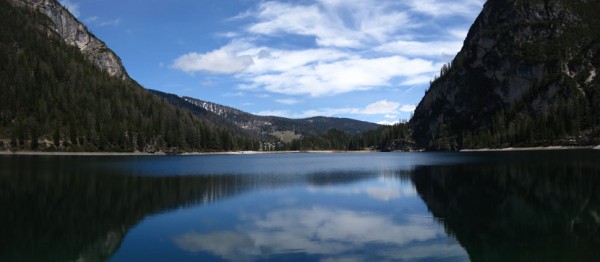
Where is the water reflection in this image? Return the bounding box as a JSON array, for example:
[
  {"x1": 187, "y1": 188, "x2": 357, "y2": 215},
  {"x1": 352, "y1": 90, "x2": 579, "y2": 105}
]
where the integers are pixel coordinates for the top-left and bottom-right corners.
[
  {"x1": 0, "y1": 156, "x2": 251, "y2": 261},
  {"x1": 411, "y1": 151, "x2": 600, "y2": 262},
  {"x1": 173, "y1": 207, "x2": 458, "y2": 261},
  {"x1": 306, "y1": 181, "x2": 416, "y2": 201},
  {"x1": 0, "y1": 155, "x2": 419, "y2": 261},
  {"x1": 3, "y1": 151, "x2": 599, "y2": 261}
]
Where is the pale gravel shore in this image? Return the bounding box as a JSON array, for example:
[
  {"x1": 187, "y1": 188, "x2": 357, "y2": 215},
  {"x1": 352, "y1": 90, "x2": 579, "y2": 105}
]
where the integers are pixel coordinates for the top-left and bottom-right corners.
[
  {"x1": 460, "y1": 146, "x2": 596, "y2": 152},
  {"x1": 0, "y1": 151, "x2": 167, "y2": 156},
  {"x1": 0, "y1": 150, "x2": 364, "y2": 156}
]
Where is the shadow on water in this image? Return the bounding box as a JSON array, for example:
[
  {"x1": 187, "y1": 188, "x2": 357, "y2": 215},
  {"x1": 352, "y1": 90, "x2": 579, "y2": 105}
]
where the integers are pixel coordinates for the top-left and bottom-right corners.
[
  {"x1": 0, "y1": 155, "x2": 401, "y2": 262},
  {"x1": 410, "y1": 150, "x2": 600, "y2": 262}
]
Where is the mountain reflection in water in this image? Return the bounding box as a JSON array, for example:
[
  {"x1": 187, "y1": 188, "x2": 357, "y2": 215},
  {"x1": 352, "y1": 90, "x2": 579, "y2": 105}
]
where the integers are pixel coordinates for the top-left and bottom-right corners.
[
  {"x1": 1, "y1": 151, "x2": 599, "y2": 261},
  {"x1": 412, "y1": 151, "x2": 600, "y2": 262}
]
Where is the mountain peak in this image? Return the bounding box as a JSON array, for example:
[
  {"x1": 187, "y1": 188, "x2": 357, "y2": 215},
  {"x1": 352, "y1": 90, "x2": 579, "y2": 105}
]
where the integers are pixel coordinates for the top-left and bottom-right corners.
[
  {"x1": 8, "y1": 0, "x2": 129, "y2": 80},
  {"x1": 410, "y1": 0, "x2": 600, "y2": 150}
]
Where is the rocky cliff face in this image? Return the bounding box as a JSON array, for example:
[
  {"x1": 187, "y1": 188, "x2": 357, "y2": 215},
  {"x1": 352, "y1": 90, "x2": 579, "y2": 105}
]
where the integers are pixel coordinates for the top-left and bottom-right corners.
[
  {"x1": 8, "y1": 0, "x2": 128, "y2": 80},
  {"x1": 410, "y1": 0, "x2": 600, "y2": 149}
]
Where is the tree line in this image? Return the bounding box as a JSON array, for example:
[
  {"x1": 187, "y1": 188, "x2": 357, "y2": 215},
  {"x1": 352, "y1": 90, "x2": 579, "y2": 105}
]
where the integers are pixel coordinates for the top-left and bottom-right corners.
[{"x1": 0, "y1": 1, "x2": 260, "y2": 152}]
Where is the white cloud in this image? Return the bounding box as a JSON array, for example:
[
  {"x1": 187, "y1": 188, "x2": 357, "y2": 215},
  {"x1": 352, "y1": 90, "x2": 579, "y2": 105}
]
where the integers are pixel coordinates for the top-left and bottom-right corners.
[
  {"x1": 246, "y1": 55, "x2": 437, "y2": 97},
  {"x1": 223, "y1": 91, "x2": 245, "y2": 97},
  {"x1": 217, "y1": 31, "x2": 240, "y2": 38},
  {"x1": 400, "y1": 75, "x2": 434, "y2": 86},
  {"x1": 172, "y1": 43, "x2": 254, "y2": 74},
  {"x1": 244, "y1": 48, "x2": 347, "y2": 75},
  {"x1": 98, "y1": 18, "x2": 121, "y2": 27},
  {"x1": 171, "y1": 0, "x2": 485, "y2": 111},
  {"x1": 275, "y1": 99, "x2": 300, "y2": 105},
  {"x1": 377, "y1": 120, "x2": 400, "y2": 126},
  {"x1": 85, "y1": 16, "x2": 98, "y2": 23},
  {"x1": 60, "y1": 0, "x2": 80, "y2": 17},
  {"x1": 406, "y1": 0, "x2": 485, "y2": 18},
  {"x1": 361, "y1": 100, "x2": 399, "y2": 115},
  {"x1": 254, "y1": 100, "x2": 414, "y2": 119},
  {"x1": 376, "y1": 40, "x2": 464, "y2": 58},
  {"x1": 400, "y1": 104, "x2": 416, "y2": 112},
  {"x1": 247, "y1": 0, "x2": 409, "y2": 48}
]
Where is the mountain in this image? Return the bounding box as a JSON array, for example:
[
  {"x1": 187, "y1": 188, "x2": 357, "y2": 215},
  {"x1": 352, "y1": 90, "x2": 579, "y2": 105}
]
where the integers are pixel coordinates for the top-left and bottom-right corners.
[
  {"x1": 150, "y1": 90, "x2": 381, "y2": 143},
  {"x1": 410, "y1": 0, "x2": 600, "y2": 150},
  {"x1": 0, "y1": 0, "x2": 258, "y2": 152},
  {"x1": 7, "y1": 0, "x2": 127, "y2": 80},
  {"x1": 0, "y1": 0, "x2": 379, "y2": 152}
]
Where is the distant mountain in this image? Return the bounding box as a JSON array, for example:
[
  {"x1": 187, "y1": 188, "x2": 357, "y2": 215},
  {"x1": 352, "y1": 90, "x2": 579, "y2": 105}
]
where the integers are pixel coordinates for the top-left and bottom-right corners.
[
  {"x1": 0, "y1": 0, "x2": 258, "y2": 152},
  {"x1": 410, "y1": 0, "x2": 600, "y2": 150},
  {"x1": 150, "y1": 91, "x2": 381, "y2": 143}
]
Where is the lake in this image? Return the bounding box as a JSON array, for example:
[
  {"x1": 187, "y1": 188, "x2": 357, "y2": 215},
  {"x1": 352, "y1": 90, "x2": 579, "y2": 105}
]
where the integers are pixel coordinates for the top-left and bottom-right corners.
[{"x1": 1, "y1": 151, "x2": 600, "y2": 261}]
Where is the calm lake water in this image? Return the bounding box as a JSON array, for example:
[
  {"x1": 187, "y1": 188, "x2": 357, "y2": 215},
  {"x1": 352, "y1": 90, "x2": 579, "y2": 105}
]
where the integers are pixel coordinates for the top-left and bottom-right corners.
[{"x1": 1, "y1": 151, "x2": 600, "y2": 261}]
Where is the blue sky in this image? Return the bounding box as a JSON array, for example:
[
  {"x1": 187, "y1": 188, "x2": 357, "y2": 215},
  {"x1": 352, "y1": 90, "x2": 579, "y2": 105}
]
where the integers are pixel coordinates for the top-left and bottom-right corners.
[{"x1": 59, "y1": 0, "x2": 484, "y2": 124}]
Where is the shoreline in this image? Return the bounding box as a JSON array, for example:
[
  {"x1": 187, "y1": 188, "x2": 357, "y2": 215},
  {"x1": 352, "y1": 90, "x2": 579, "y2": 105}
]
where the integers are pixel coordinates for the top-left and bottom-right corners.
[
  {"x1": 460, "y1": 145, "x2": 598, "y2": 152},
  {"x1": 0, "y1": 150, "x2": 377, "y2": 156},
  {"x1": 0, "y1": 151, "x2": 167, "y2": 156},
  {"x1": 1, "y1": 146, "x2": 598, "y2": 156}
]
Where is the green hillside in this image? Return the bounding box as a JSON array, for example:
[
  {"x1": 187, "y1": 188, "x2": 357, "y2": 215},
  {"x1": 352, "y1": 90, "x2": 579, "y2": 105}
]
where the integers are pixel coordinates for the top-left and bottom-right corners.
[{"x1": 0, "y1": 0, "x2": 257, "y2": 152}]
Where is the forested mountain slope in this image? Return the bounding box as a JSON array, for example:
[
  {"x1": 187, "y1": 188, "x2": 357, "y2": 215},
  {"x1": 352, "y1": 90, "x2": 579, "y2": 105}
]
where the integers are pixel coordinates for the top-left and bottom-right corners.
[
  {"x1": 151, "y1": 91, "x2": 380, "y2": 140},
  {"x1": 0, "y1": 0, "x2": 257, "y2": 152},
  {"x1": 410, "y1": 0, "x2": 600, "y2": 150}
]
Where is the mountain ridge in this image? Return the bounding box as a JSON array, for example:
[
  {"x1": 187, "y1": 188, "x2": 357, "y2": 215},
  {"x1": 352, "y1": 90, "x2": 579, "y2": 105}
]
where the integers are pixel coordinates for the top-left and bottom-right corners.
[
  {"x1": 410, "y1": 0, "x2": 600, "y2": 150},
  {"x1": 150, "y1": 90, "x2": 381, "y2": 142},
  {"x1": 182, "y1": 96, "x2": 381, "y2": 135},
  {"x1": 7, "y1": 0, "x2": 129, "y2": 80}
]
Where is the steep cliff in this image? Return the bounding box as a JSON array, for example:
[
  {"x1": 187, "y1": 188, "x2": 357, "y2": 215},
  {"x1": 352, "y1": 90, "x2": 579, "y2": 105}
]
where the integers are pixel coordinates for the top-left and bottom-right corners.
[
  {"x1": 411, "y1": 0, "x2": 600, "y2": 149},
  {"x1": 0, "y1": 0, "x2": 258, "y2": 152},
  {"x1": 7, "y1": 0, "x2": 128, "y2": 80}
]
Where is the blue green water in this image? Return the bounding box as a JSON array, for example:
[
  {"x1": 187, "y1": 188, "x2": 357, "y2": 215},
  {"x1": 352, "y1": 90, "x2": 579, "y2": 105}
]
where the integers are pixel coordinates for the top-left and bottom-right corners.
[{"x1": 1, "y1": 151, "x2": 599, "y2": 261}]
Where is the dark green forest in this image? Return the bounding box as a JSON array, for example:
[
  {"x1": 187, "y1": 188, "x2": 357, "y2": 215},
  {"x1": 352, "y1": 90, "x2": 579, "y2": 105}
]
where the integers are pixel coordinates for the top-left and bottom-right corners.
[
  {"x1": 413, "y1": 0, "x2": 600, "y2": 151},
  {"x1": 0, "y1": 0, "x2": 258, "y2": 152},
  {"x1": 4, "y1": 0, "x2": 600, "y2": 153},
  {"x1": 287, "y1": 123, "x2": 414, "y2": 152}
]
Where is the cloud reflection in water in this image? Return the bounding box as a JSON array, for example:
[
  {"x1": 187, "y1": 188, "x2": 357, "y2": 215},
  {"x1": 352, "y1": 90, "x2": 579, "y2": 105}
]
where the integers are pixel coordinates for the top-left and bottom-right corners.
[
  {"x1": 307, "y1": 179, "x2": 417, "y2": 201},
  {"x1": 174, "y1": 207, "x2": 466, "y2": 261}
]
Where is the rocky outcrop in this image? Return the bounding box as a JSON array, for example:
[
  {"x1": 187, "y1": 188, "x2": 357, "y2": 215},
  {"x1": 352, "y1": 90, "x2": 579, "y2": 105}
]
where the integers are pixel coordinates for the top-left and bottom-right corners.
[
  {"x1": 8, "y1": 0, "x2": 129, "y2": 80},
  {"x1": 410, "y1": 0, "x2": 600, "y2": 149}
]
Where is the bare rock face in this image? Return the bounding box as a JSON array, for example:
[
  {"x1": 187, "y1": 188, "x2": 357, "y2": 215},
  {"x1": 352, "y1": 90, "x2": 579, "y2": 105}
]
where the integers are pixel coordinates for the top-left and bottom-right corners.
[
  {"x1": 8, "y1": 0, "x2": 129, "y2": 80},
  {"x1": 410, "y1": 0, "x2": 600, "y2": 149}
]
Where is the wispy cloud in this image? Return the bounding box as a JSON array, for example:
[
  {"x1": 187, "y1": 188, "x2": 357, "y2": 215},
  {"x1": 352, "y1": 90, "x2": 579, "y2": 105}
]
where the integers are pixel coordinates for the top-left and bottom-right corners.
[
  {"x1": 376, "y1": 40, "x2": 464, "y2": 58},
  {"x1": 275, "y1": 98, "x2": 300, "y2": 105},
  {"x1": 171, "y1": 0, "x2": 484, "y2": 119},
  {"x1": 405, "y1": 0, "x2": 484, "y2": 18},
  {"x1": 98, "y1": 18, "x2": 121, "y2": 27},
  {"x1": 400, "y1": 104, "x2": 416, "y2": 112},
  {"x1": 247, "y1": 0, "x2": 409, "y2": 48},
  {"x1": 253, "y1": 55, "x2": 437, "y2": 97}
]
